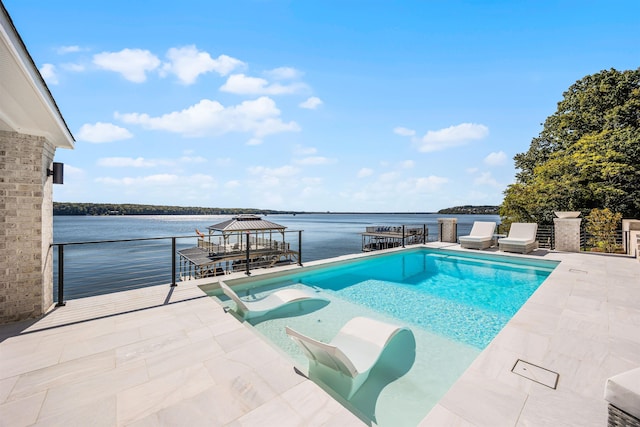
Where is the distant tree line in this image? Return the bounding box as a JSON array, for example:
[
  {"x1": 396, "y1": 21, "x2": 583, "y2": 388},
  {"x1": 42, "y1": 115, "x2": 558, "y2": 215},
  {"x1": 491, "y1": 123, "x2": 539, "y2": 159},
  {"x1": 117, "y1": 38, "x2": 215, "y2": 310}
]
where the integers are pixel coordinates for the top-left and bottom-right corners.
[
  {"x1": 437, "y1": 205, "x2": 500, "y2": 215},
  {"x1": 53, "y1": 203, "x2": 291, "y2": 216}
]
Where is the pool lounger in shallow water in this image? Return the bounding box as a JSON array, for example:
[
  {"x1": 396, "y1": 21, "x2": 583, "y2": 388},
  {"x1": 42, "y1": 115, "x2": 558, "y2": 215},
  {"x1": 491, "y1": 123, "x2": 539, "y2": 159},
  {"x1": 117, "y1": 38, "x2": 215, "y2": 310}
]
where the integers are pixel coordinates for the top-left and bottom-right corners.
[
  {"x1": 286, "y1": 316, "x2": 415, "y2": 399},
  {"x1": 219, "y1": 280, "x2": 328, "y2": 320}
]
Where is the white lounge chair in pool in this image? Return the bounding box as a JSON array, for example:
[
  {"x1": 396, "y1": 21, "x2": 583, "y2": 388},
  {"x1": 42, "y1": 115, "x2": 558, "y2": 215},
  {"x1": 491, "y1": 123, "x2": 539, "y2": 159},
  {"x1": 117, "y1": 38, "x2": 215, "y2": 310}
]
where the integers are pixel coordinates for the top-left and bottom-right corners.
[
  {"x1": 459, "y1": 221, "x2": 497, "y2": 249},
  {"x1": 285, "y1": 316, "x2": 415, "y2": 399},
  {"x1": 498, "y1": 222, "x2": 539, "y2": 254},
  {"x1": 219, "y1": 280, "x2": 327, "y2": 320}
]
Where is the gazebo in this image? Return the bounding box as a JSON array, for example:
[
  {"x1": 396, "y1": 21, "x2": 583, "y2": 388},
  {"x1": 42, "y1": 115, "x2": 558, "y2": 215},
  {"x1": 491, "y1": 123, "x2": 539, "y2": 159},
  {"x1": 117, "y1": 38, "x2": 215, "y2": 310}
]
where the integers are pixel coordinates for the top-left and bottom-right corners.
[{"x1": 179, "y1": 215, "x2": 299, "y2": 279}]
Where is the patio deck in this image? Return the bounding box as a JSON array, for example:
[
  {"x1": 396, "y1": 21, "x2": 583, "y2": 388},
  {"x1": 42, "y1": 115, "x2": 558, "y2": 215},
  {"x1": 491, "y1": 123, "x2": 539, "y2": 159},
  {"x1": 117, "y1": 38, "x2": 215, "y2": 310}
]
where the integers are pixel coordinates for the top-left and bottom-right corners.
[{"x1": 1, "y1": 244, "x2": 638, "y2": 426}]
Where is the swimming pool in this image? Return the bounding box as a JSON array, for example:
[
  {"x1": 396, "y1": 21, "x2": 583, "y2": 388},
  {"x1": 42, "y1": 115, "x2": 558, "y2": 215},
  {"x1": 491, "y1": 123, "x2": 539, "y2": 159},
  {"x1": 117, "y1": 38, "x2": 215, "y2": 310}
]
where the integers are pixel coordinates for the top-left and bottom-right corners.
[{"x1": 204, "y1": 248, "x2": 558, "y2": 426}]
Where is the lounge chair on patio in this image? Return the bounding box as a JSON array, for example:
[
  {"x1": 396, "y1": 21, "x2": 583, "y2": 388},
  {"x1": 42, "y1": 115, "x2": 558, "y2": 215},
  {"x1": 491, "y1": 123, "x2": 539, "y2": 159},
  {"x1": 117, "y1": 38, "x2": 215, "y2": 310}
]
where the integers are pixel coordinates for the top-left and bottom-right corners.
[
  {"x1": 605, "y1": 367, "x2": 640, "y2": 426},
  {"x1": 219, "y1": 280, "x2": 328, "y2": 320},
  {"x1": 459, "y1": 221, "x2": 497, "y2": 249},
  {"x1": 498, "y1": 222, "x2": 539, "y2": 254},
  {"x1": 285, "y1": 316, "x2": 415, "y2": 399}
]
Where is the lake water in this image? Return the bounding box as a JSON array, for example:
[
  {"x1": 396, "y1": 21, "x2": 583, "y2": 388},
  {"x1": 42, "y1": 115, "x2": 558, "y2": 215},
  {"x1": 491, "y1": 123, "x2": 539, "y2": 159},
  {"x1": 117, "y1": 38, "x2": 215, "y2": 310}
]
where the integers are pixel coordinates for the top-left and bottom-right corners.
[
  {"x1": 53, "y1": 213, "x2": 500, "y2": 299},
  {"x1": 54, "y1": 213, "x2": 500, "y2": 261}
]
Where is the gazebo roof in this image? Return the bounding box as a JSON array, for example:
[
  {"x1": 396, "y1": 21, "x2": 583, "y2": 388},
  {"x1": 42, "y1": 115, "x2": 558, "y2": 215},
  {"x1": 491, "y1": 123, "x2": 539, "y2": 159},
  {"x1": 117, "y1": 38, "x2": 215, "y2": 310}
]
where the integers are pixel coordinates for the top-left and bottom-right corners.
[{"x1": 207, "y1": 214, "x2": 286, "y2": 232}]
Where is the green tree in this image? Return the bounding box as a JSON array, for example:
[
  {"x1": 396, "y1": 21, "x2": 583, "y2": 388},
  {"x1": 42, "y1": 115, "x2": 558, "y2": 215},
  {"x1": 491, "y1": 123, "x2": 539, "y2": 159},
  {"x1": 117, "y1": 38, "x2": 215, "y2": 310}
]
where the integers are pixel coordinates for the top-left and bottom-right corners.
[
  {"x1": 501, "y1": 68, "x2": 640, "y2": 224},
  {"x1": 585, "y1": 208, "x2": 623, "y2": 253}
]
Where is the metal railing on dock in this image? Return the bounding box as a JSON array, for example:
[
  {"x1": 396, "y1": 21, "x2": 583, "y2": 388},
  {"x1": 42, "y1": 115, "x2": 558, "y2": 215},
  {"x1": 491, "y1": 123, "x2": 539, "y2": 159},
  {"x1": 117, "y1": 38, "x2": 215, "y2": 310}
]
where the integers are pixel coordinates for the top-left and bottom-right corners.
[{"x1": 52, "y1": 230, "x2": 303, "y2": 305}]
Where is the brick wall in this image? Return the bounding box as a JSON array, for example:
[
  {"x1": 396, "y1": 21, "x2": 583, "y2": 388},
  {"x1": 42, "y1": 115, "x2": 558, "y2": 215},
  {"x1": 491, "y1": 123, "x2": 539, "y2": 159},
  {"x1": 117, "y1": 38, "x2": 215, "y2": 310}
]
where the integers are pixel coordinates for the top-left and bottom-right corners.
[{"x1": 0, "y1": 130, "x2": 55, "y2": 323}]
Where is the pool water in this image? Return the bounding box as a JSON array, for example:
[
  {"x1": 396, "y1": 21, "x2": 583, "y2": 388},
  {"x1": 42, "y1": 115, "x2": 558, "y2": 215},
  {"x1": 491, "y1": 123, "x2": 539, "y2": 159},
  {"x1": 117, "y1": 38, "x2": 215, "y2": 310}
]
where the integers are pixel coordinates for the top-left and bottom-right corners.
[{"x1": 206, "y1": 248, "x2": 558, "y2": 426}]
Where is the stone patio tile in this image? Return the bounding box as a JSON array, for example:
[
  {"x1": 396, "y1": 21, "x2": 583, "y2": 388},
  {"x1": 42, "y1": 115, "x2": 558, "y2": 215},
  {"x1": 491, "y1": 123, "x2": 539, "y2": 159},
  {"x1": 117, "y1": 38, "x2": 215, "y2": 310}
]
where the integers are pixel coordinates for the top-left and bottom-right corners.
[
  {"x1": 144, "y1": 338, "x2": 223, "y2": 378},
  {"x1": 148, "y1": 385, "x2": 247, "y2": 426},
  {"x1": 38, "y1": 359, "x2": 148, "y2": 420},
  {"x1": 205, "y1": 356, "x2": 276, "y2": 410},
  {"x1": 0, "y1": 343, "x2": 63, "y2": 380},
  {"x1": 117, "y1": 363, "x2": 215, "y2": 425},
  {"x1": 33, "y1": 395, "x2": 116, "y2": 427},
  {"x1": 439, "y1": 369, "x2": 528, "y2": 427},
  {"x1": 547, "y1": 329, "x2": 609, "y2": 365},
  {"x1": 491, "y1": 324, "x2": 550, "y2": 362},
  {"x1": 280, "y1": 380, "x2": 363, "y2": 426},
  {"x1": 516, "y1": 384, "x2": 605, "y2": 427},
  {"x1": 114, "y1": 330, "x2": 191, "y2": 367},
  {"x1": 0, "y1": 390, "x2": 45, "y2": 427},
  {"x1": 58, "y1": 327, "x2": 141, "y2": 363},
  {"x1": 253, "y1": 356, "x2": 306, "y2": 395},
  {"x1": 214, "y1": 326, "x2": 263, "y2": 353},
  {"x1": 9, "y1": 349, "x2": 115, "y2": 401},
  {"x1": 230, "y1": 396, "x2": 305, "y2": 427},
  {"x1": 0, "y1": 376, "x2": 18, "y2": 404},
  {"x1": 418, "y1": 404, "x2": 476, "y2": 426}
]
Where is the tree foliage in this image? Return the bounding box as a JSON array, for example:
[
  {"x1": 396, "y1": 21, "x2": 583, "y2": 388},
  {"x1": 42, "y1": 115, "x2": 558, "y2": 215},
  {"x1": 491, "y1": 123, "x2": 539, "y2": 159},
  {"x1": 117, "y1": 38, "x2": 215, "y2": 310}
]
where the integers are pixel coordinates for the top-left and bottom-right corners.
[
  {"x1": 53, "y1": 203, "x2": 291, "y2": 216},
  {"x1": 501, "y1": 68, "x2": 640, "y2": 224},
  {"x1": 585, "y1": 208, "x2": 623, "y2": 253}
]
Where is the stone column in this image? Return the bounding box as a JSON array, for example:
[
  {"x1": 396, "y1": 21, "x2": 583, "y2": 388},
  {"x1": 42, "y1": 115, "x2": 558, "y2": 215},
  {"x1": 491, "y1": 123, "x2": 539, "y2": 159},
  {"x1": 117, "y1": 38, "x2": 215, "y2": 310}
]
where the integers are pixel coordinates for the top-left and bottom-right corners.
[
  {"x1": 438, "y1": 218, "x2": 458, "y2": 243},
  {"x1": 0, "y1": 130, "x2": 55, "y2": 323},
  {"x1": 553, "y1": 218, "x2": 582, "y2": 252}
]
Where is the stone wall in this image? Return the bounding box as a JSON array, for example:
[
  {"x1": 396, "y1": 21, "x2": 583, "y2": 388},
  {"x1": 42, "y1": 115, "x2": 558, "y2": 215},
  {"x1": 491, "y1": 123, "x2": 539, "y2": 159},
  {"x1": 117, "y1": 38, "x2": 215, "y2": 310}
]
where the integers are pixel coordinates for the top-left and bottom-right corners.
[
  {"x1": 553, "y1": 218, "x2": 582, "y2": 252},
  {"x1": 438, "y1": 218, "x2": 458, "y2": 243},
  {"x1": 0, "y1": 130, "x2": 55, "y2": 323}
]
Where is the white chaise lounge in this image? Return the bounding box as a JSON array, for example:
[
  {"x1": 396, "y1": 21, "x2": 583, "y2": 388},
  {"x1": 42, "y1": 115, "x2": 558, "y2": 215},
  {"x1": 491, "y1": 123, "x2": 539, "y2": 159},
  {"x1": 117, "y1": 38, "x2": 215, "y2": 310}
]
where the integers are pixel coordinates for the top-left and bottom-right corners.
[
  {"x1": 219, "y1": 280, "x2": 328, "y2": 320},
  {"x1": 498, "y1": 222, "x2": 539, "y2": 254},
  {"x1": 459, "y1": 221, "x2": 497, "y2": 249},
  {"x1": 285, "y1": 316, "x2": 415, "y2": 399},
  {"x1": 605, "y1": 367, "x2": 640, "y2": 426}
]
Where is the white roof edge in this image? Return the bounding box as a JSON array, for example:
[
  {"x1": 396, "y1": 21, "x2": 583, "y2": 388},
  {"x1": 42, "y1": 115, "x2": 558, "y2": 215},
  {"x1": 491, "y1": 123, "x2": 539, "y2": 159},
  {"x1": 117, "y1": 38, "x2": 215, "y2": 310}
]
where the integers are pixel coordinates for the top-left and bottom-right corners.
[{"x1": 0, "y1": 4, "x2": 74, "y2": 149}]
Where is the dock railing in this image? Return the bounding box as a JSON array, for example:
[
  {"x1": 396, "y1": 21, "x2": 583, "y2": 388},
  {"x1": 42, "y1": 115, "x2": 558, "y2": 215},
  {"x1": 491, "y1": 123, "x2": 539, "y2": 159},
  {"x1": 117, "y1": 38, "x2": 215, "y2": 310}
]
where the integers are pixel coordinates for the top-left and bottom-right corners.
[{"x1": 52, "y1": 230, "x2": 303, "y2": 305}]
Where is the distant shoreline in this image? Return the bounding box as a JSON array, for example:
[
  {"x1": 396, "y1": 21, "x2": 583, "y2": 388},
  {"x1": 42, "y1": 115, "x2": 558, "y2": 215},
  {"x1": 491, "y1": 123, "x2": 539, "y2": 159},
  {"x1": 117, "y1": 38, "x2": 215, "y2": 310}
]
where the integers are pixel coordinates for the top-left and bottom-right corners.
[{"x1": 53, "y1": 202, "x2": 499, "y2": 216}]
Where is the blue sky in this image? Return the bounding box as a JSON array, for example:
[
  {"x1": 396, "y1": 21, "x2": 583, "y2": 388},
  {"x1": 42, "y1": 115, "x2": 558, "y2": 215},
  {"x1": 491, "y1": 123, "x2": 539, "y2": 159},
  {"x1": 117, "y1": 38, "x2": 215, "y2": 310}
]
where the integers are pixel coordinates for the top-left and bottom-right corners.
[{"x1": 6, "y1": 1, "x2": 639, "y2": 212}]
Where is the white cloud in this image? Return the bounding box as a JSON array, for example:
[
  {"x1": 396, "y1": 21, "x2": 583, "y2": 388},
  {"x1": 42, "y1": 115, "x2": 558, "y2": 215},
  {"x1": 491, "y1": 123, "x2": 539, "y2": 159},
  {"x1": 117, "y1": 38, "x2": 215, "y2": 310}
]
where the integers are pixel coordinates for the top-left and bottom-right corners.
[
  {"x1": 466, "y1": 167, "x2": 479, "y2": 174},
  {"x1": 62, "y1": 63, "x2": 85, "y2": 72},
  {"x1": 220, "y1": 74, "x2": 308, "y2": 95},
  {"x1": 265, "y1": 67, "x2": 301, "y2": 80},
  {"x1": 179, "y1": 155, "x2": 207, "y2": 164},
  {"x1": 97, "y1": 156, "x2": 205, "y2": 168},
  {"x1": 77, "y1": 122, "x2": 133, "y2": 143},
  {"x1": 474, "y1": 172, "x2": 500, "y2": 187},
  {"x1": 357, "y1": 168, "x2": 374, "y2": 178},
  {"x1": 401, "y1": 160, "x2": 415, "y2": 169},
  {"x1": 295, "y1": 156, "x2": 335, "y2": 165},
  {"x1": 416, "y1": 123, "x2": 489, "y2": 153},
  {"x1": 294, "y1": 145, "x2": 317, "y2": 155},
  {"x1": 484, "y1": 150, "x2": 507, "y2": 166},
  {"x1": 57, "y1": 45, "x2": 82, "y2": 54},
  {"x1": 299, "y1": 96, "x2": 323, "y2": 110},
  {"x1": 93, "y1": 48, "x2": 161, "y2": 82},
  {"x1": 115, "y1": 96, "x2": 299, "y2": 139},
  {"x1": 95, "y1": 173, "x2": 217, "y2": 189},
  {"x1": 39, "y1": 64, "x2": 58, "y2": 85},
  {"x1": 215, "y1": 157, "x2": 232, "y2": 166},
  {"x1": 394, "y1": 127, "x2": 416, "y2": 137},
  {"x1": 161, "y1": 46, "x2": 244, "y2": 84},
  {"x1": 225, "y1": 180, "x2": 241, "y2": 189},
  {"x1": 96, "y1": 174, "x2": 178, "y2": 186},
  {"x1": 411, "y1": 176, "x2": 449, "y2": 192},
  {"x1": 248, "y1": 165, "x2": 300, "y2": 177},
  {"x1": 380, "y1": 172, "x2": 398, "y2": 182},
  {"x1": 247, "y1": 138, "x2": 263, "y2": 145},
  {"x1": 98, "y1": 157, "x2": 161, "y2": 167}
]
